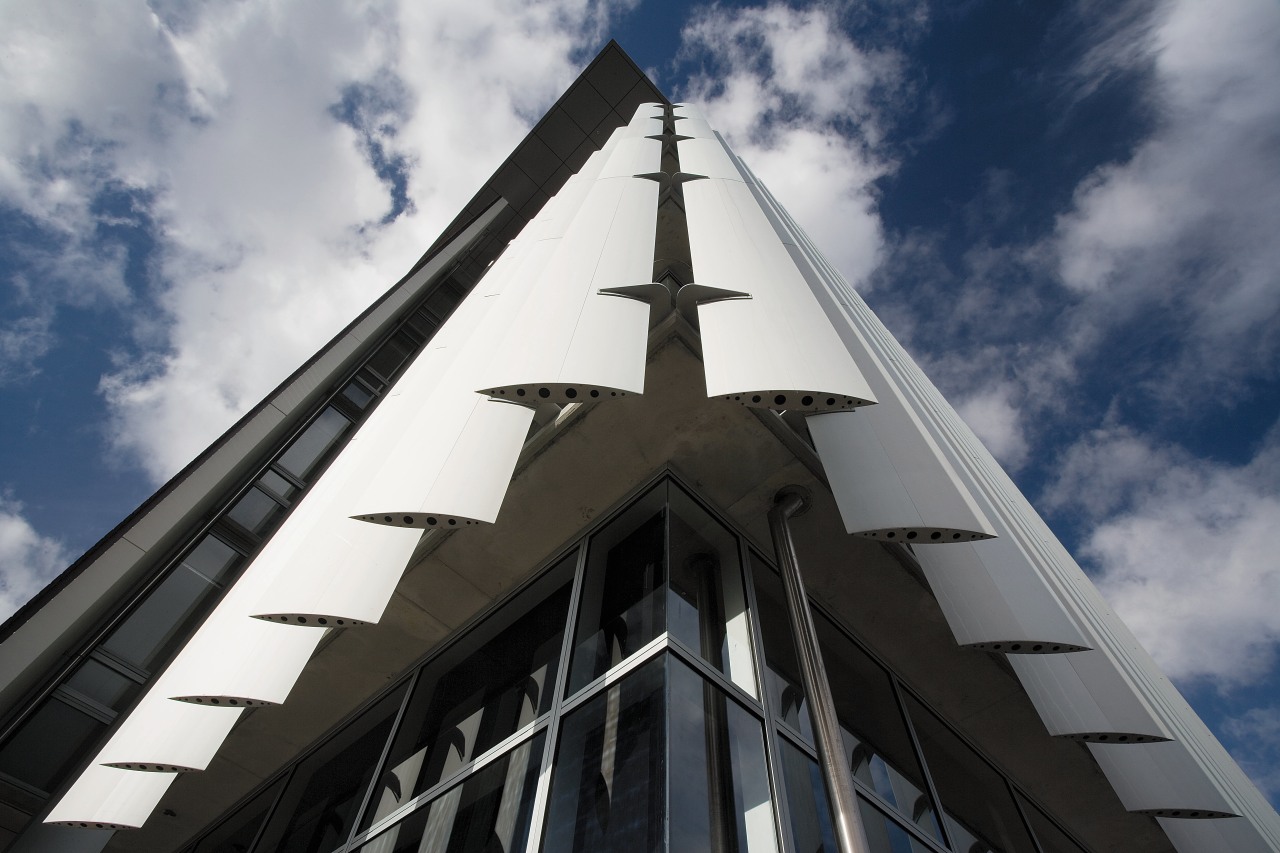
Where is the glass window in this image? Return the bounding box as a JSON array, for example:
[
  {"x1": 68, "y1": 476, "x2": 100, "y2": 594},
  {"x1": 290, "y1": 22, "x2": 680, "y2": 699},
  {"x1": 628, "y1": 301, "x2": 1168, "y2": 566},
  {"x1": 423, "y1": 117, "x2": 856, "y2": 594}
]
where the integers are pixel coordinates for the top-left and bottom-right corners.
[
  {"x1": 667, "y1": 485, "x2": 757, "y2": 697},
  {"x1": 259, "y1": 469, "x2": 300, "y2": 502},
  {"x1": 277, "y1": 406, "x2": 351, "y2": 482},
  {"x1": 193, "y1": 776, "x2": 285, "y2": 853},
  {"x1": 903, "y1": 694, "x2": 1037, "y2": 853},
  {"x1": 182, "y1": 534, "x2": 244, "y2": 586},
  {"x1": 63, "y1": 658, "x2": 141, "y2": 711},
  {"x1": 256, "y1": 685, "x2": 407, "y2": 853},
  {"x1": 365, "y1": 332, "x2": 416, "y2": 383},
  {"x1": 360, "y1": 559, "x2": 573, "y2": 832},
  {"x1": 1018, "y1": 795, "x2": 1090, "y2": 853},
  {"x1": 0, "y1": 698, "x2": 106, "y2": 793},
  {"x1": 668, "y1": 656, "x2": 778, "y2": 853},
  {"x1": 815, "y1": 615, "x2": 941, "y2": 843},
  {"x1": 543, "y1": 656, "x2": 667, "y2": 853},
  {"x1": 341, "y1": 380, "x2": 377, "y2": 412},
  {"x1": 100, "y1": 560, "x2": 224, "y2": 672},
  {"x1": 226, "y1": 486, "x2": 286, "y2": 536},
  {"x1": 777, "y1": 739, "x2": 838, "y2": 853},
  {"x1": 567, "y1": 485, "x2": 667, "y2": 694},
  {"x1": 402, "y1": 309, "x2": 439, "y2": 342},
  {"x1": 749, "y1": 554, "x2": 813, "y2": 742},
  {"x1": 356, "y1": 733, "x2": 545, "y2": 853},
  {"x1": 858, "y1": 796, "x2": 934, "y2": 853}
]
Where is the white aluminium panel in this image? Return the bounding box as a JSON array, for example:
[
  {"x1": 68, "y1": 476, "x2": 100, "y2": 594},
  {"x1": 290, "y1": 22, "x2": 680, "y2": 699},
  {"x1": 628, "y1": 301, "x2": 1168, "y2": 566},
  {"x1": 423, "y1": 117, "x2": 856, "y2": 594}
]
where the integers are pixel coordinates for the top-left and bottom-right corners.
[
  {"x1": 684, "y1": 176, "x2": 874, "y2": 412},
  {"x1": 677, "y1": 137, "x2": 744, "y2": 181},
  {"x1": 95, "y1": 697, "x2": 241, "y2": 773},
  {"x1": 1160, "y1": 816, "x2": 1280, "y2": 853},
  {"x1": 1008, "y1": 652, "x2": 1170, "y2": 742},
  {"x1": 598, "y1": 136, "x2": 662, "y2": 179},
  {"x1": 477, "y1": 171, "x2": 656, "y2": 406},
  {"x1": 807, "y1": 407, "x2": 996, "y2": 542},
  {"x1": 912, "y1": 538, "x2": 1091, "y2": 651},
  {"x1": 45, "y1": 764, "x2": 177, "y2": 830},
  {"x1": 1089, "y1": 740, "x2": 1238, "y2": 818}
]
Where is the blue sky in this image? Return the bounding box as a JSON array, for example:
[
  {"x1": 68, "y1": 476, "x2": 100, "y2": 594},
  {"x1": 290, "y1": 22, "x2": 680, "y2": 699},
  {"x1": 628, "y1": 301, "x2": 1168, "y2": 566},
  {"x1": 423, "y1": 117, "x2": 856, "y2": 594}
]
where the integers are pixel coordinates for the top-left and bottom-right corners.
[{"x1": 2, "y1": 0, "x2": 1278, "y2": 809}]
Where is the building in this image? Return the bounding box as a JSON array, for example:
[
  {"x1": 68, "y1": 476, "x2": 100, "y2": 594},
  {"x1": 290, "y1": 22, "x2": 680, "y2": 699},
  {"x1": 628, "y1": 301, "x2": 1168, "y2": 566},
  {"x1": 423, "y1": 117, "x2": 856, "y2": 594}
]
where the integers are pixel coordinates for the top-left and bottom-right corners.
[{"x1": 0, "y1": 41, "x2": 1277, "y2": 853}]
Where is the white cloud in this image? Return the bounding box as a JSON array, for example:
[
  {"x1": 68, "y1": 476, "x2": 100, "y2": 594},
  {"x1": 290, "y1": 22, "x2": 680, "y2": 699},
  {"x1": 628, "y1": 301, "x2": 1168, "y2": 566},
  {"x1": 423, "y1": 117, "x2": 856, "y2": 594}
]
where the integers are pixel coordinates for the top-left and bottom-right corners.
[
  {"x1": 955, "y1": 383, "x2": 1030, "y2": 471},
  {"x1": 677, "y1": 3, "x2": 903, "y2": 289},
  {"x1": 2, "y1": 0, "x2": 632, "y2": 482},
  {"x1": 0, "y1": 495, "x2": 71, "y2": 622},
  {"x1": 1223, "y1": 706, "x2": 1280, "y2": 802},
  {"x1": 1049, "y1": 426, "x2": 1280, "y2": 687},
  {"x1": 1053, "y1": 0, "x2": 1280, "y2": 402}
]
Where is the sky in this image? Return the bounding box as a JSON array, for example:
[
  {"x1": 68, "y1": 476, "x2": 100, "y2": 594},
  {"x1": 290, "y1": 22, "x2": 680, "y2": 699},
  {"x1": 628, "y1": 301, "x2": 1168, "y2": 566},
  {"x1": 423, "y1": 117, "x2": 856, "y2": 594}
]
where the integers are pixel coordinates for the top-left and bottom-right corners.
[{"x1": 1, "y1": 0, "x2": 1278, "y2": 810}]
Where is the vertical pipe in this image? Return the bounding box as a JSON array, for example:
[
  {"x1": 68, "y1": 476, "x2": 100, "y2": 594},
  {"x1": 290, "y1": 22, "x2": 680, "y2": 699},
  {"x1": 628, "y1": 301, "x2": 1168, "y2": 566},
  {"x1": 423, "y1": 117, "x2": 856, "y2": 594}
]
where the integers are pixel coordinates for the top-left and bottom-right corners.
[{"x1": 768, "y1": 487, "x2": 872, "y2": 853}]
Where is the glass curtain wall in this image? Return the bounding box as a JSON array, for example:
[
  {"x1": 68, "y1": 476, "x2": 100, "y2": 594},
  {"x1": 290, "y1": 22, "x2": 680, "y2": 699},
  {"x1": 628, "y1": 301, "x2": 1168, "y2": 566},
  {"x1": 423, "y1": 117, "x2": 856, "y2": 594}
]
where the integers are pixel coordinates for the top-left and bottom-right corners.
[{"x1": 185, "y1": 475, "x2": 1090, "y2": 853}]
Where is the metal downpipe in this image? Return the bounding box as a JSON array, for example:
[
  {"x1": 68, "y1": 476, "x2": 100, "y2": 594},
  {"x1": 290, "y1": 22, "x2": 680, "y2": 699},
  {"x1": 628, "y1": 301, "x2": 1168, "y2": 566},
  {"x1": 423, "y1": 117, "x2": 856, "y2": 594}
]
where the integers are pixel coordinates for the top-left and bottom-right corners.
[{"x1": 768, "y1": 486, "x2": 872, "y2": 853}]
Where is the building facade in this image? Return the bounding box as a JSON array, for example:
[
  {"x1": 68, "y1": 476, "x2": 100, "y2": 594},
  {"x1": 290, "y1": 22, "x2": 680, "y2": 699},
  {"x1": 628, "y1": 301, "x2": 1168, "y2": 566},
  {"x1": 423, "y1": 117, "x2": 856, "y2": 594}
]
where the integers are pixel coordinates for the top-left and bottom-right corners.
[{"x1": 0, "y1": 43, "x2": 1277, "y2": 853}]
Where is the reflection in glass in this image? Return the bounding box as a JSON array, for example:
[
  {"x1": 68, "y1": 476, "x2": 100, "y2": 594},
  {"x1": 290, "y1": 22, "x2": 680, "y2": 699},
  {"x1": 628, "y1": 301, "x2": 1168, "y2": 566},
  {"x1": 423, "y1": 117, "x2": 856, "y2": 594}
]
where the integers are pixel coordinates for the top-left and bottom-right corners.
[
  {"x1": 0, "y1": 697, "x2": 105, "y2": 793},
  {"x1": 569, "y1": 483, "x2": 758, "y2": 698},
  {"x1": 668, "y1": 657, "x2": 777, "y2": 853},
  {"x1": 64, "y1": 658, "x2": 140, "y2": 711},
  {"x1": 545, "y1": 655, "x2": 667, "y2": 853},
  {"x1": 815, "y1": 614, "x2": 941, "y2": 844},
  {"x1": 778, "y1": 739, "x2": 838, "y2": 853},
  {"x1": 903, "y1": 694, "x2": 1037, "y2": 853},
  {"x1": 749, "y1": 554, "x2": 813, "y2": 741},
  {"x1": 193, "y1": 777, "x2": 285, "y2": 853},
  {"x1": 857, "y1": 796, "x2": 932, "y2": 853},
  {"x1": 546, "y1": 654, "x2": 777, "y2": 853},
  {"x1": 667, "y1": 485, "x2": 757, "y2": 697},
  {"x1": 1018, "y1": 795, "x2": 1090, "y2": 853},
  {"x1": 358, "y1": 733, "x2": 545, "y2": 853},
  {"x1": 277, "y1": 406, "x2": 351, "y2": 482},
  {"x1": 361, "y1": 562, "x2": 572, "y2": 832},
  {"x1": 256, "y1": 686, "x2": 407, "y2": 853},
  {"x1": 227, "y1": 486, "x2": 286, "y2": 536},
  {"x1": 101, "y1": 550, "x2": 230, "y2": 671},
  {"x1": 568, "y1": 487, "x2": 667, "y2": 693}
]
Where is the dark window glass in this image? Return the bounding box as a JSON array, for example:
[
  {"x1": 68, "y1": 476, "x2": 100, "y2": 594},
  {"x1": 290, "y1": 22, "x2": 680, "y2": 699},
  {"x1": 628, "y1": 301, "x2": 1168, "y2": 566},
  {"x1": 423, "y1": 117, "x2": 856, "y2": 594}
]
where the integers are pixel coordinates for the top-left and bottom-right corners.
[
  {"x1": 182, "y1": 534, "x2": 244, "y2": 586},
  {"x1": 668, "y1": 657, "x2": 778, "y2": 853},
  {"x1": 667, "y1": 485, "x2": 757, "y2": 697},
  {"x1": 193, "y1": 776, "x2": 285, "y2": 853},
  {"x1": 360, "y1": 558, "x2": 573, "y2": 831},
  {"x1": 903, "y1": 694, "x2": 1037, "y2": 853},
  {"x1": 259, "y1": 469, "x2": 300, "y2": 502},
  {"x1": 777, "y1": 739, "x2": 838, "y2": 853},
  {"x1": 858, "y1": 796, "x2": 933, "y2": 853},
  {"x1": 100, "y1": 563, "x2": 222, "y2": 671},
  {"x1": 749, "y1": 555, "x2": 813, "y2": 741},
  {"x1": 0, "y1": 698, "x2": 106, "y2": 793},
  {"x1": 1018, "y1": 795, "x2": 1089, "y2": 853},
  {"x1": 365, "y1": 332, "x2": 416, "y2": 382},
  {"x1": 815, "y1": 615, "x2": 941, "y2": 843},
  {"x1": 256, "y1": 685, "x2": 407, "y2": 853},
  {"x1": 567, "y1": 485, "x2": 667, "y2": 693},
  {"x1": 543, "y1": 655, "x2": 667, "y2": 853},
  {"x1": 356, "y1": 732, "x2": 545, "y2": 853},
  {"x1": 63, "y1": 658, "x2": 141, "y2": 711},
  {"x1": 277, "y1": 407, "x2": 351, "y2": 482},
  {"x1": 226, "y1": 486, "x2": 286, "y2": 536},
  {"x1": 340, "y1": 380, "x2": 376, "y2": 412},
  {"x1": 402, "y1": 309, "x2": 439, "y2": 342},
  {"x1": 423, "y1": 281, "x2": 462, "y2": 321}
]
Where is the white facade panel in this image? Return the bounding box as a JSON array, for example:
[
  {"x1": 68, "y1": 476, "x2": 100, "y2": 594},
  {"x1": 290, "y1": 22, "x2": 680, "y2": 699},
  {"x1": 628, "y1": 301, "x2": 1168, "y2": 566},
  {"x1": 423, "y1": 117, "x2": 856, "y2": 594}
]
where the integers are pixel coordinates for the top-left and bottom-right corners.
[
  {"x1": 45, "y1": 765, "x2": 177, "y2": 830},
  {"x1": 95, "y1": 698, "x2": 241, "y2": 773},
  {"x1": 911, "y1": 539, "x2": 1090, "y2": 651},
  {"x1": 808, "y1": 407, "x2": 996, "y2": 542},
  {"x1": 1008, "y1": 653, "x2": 1170, "y2": 742},
  {"x1": 597, "y1": 137, "x2": 661, "y2": 179},
  {"x1": 684, "y1": 176, "x2": 875, "y2": 412},
  {"x1": 677, "y1": 137, "x2": 744, "y2": 181},
  {"x1": 478, "y1": 158, "x2": 657, "y2": 405},
  {"x1": 1089, "y1": 741, "x2": 1238, "y2": 818}
]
